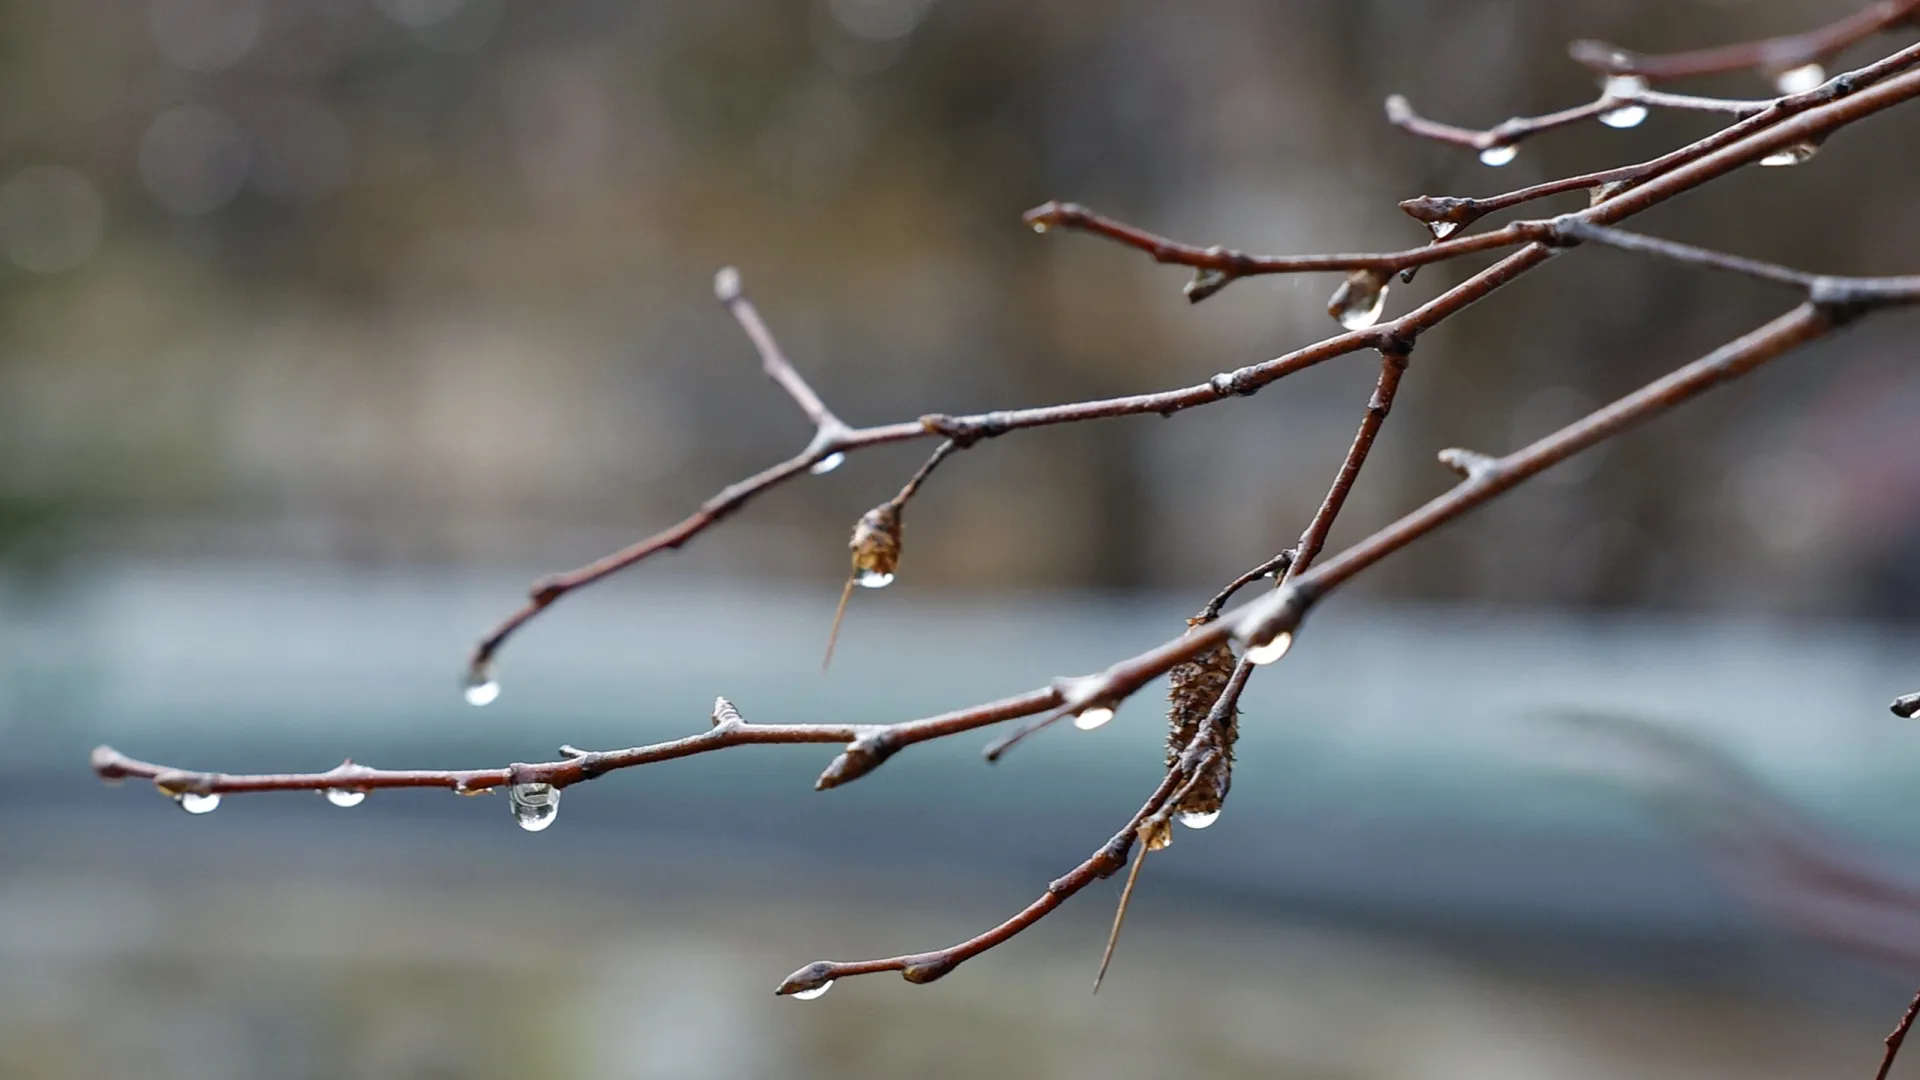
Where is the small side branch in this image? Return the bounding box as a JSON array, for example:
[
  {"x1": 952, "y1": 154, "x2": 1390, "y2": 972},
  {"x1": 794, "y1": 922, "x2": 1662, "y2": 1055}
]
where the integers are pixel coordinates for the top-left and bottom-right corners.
[{"x1": 1878, "y1": 989, "x2": 1920, "y2": 1080}]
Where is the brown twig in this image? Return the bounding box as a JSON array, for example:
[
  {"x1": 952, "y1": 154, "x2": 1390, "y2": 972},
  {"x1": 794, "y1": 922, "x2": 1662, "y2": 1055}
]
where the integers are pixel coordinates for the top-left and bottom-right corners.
[
  {"x1": 1570, "y1": 0, "x2": 1920, "y2": 84},
  {"x1": 1877, "y1": 989, "x2": 1920, "y2": 1080}
]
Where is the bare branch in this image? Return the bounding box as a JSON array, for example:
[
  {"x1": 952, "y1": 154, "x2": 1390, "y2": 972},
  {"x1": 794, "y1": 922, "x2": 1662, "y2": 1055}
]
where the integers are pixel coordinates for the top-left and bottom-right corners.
[
  {"x1": 714, "y1": 267, "x2": 846, "y2": 436},
  {"x1": 1570, "y1": 0, "x2": 1920, "y2": 84}
]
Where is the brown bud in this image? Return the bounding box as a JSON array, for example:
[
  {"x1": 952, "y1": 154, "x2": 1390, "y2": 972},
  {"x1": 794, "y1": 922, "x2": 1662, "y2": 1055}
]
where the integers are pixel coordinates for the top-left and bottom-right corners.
[
  {"x1": 1166, "y1": 618, "x2": 1239, "y2": 821},
  {"x1": 849, "y1": 502, "x2": 902, "y2": 586}
]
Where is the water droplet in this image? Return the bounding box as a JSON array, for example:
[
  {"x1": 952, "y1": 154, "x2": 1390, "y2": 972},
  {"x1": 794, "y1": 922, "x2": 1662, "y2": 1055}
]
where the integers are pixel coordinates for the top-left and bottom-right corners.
[
  {"x1": 1478, "y1": 144, "x2": 1517, "y2": 167},
  {"x1": 1030, "y1": 220, "x2": 1049, "y2": 234},
  {"x1": 810, "y1": 452, "x2": 846, "y2": 476},
  {"x1": 1245, "y1": 631, "x2": 1294, "y2": 666},
  {"x1": 1426, "y1": 220, "x2": 1458, "y2": 241},
  {"x1": 465, "y1": 666, "x2": 500, "y2": 708},
  {"x1": 1144, "y1": 824, "x2": 1172, "y2": 851},
  {"x1": 1073, "y1": 705, "x2": 1115, "y2": 731},
  {"x1": 1759, "y1": 140, "x2": 1819, "y2": 167},
  {"x1": 791, "y1": 980, "x2": 835, "y2": 1000},
  {"x1": 177, "y1": 791, "x2": 220, "y2": 815},
  {"x1": 1774, "y1": 63, "x2": 1824, "y2": 95},
  {"x1": 508, "y1": 782, "x2": 560, "y2": 832},
  {"x1": 1598, "y1": 75, "x2": 1648, "y2": 128},
  {"x1": 1177, "y1": 809, "x2": 1221, "y2": 830},
  {"x1": 856, "y1": 569, "x2": 894, "y2": 589},
  {"x1": 1327, "y1": 270, "x2": 1388, "y2": 331},
  {"x1": 325, "y1": 788, "x2": 366, "y2": 808}
]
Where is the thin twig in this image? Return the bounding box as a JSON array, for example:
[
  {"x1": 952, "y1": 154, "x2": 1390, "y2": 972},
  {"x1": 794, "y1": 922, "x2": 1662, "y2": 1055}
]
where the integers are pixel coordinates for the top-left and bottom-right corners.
[
  {"x1": 1876, "y1": 989, "x2": 1920, "y2": 1080},
  {"x1": 1569, "y1": 0, "x2": 1920, "y2": 83}
]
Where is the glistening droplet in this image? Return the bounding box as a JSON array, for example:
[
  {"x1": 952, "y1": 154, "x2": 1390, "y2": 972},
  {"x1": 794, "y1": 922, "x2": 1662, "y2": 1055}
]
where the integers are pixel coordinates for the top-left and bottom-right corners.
[
  {"x1": 1598, "y1": 75, "x2": 1648, "y2": 129},
  {"x1": 1245, "y1": 631, "x2": 1294, "y2": 666},
  {"x1": 1073, "y1": 706, "x2": 1115, "y2": 731},
  {"x1": 791, "y1": 980, "x2": 835, "y2": 1000},
  {"x1": 465, "y1": 665, "x2": 500, "y2": 708},
  {"x1": 810, "y1": 452, "x2": 846, "y2": 476},
  {"x1": 1030, "y1": 220, "x2": 1049, "y2": 234},
  {"x1": 1759, "y1": 141, "x2": 1819, "y2": 167},
  {"x1": 325, "y1": 788, "x2": 366, "y2": 808},
  {"x1": 508, "y1": 782, "x2": 560, "y2": 832},
  {"x1": 1426, "y1": 220, "x2": 1458, "y2": 241},
  {"x1": 1327, "y1": 269, "x2": 1388, "y2": 331},
  {"x1": 856, "y1": 569, "x2": 894, "y2": 589},
  {"x1": 1177, "y1": 809, "x2": 1221, "y2": 830},
  {"x1": 1774, "y1": 63, "x2": 1824, "y2": 95},
  {"x1": 177, "y1": 791, "x2": 221, "y2": 815},
  {"x1": 1478, "y1": 144, "x2": 1518, "y2": 167}
]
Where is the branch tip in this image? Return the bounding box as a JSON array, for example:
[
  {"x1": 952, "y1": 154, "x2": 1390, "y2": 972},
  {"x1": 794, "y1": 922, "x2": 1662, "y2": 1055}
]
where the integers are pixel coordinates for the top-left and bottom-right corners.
[{"x1": 712, "y1": 265, "x2": 742, "y2": 303}]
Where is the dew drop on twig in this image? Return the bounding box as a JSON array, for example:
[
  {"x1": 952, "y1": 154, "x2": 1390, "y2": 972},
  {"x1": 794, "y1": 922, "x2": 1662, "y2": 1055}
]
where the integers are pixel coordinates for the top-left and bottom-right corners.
[
  {"x1": 1426, "y1": 220, "x2": 1459, "y2": 241},
  {"x1": 325, "y1": 788, "x2": 367, "y2": 808},
  {"x1": 508, "y1": 782, "x2": 560, "y2": 832},
  {"x1": 1759, "y1": 140, "x2": 1819, "y2": 167},
  {"x1": 856, "y1": 569, "x2": 894, "y2": 589},
  {"x1": 464, "y1": 665, "x2": 500, "y2": 708},
  {"x1": 791, "y1": 980, "x2": 835, "y2": 1000},
  {"x1": 1598, "y1": 75, "x2": 1648, "y2": 129},
  {"x1": 1073, "y1": 705, "x2": 1116, "y2": 731},
  {"x1": 810, "y1": 452, "x2": 846, "y2": 476},
  {"x1": 1245, "y1": 631, "x2": 1294, "y2": 666},
  {"x1": 1774, "y1": 63, "x2": 1825, "y2": 95},
  {"x1": 1177, "y1": 809, "x2": 1221, "y2": 830},
  {"x1": 177, "y1": 791, "x2": 221, "y2": 815},
  {"x1": 1478, "y1": 144, "x2": 1518, "y2": 167},
  {"x1": 1327, "y1": 270, "x2": 1389, "y2": 331}
]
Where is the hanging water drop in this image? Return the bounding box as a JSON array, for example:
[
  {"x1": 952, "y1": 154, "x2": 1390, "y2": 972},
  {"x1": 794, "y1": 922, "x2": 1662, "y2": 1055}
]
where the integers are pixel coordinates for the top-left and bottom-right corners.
[
  {"x1": 1598, "y1": 75, "x2": 1648, "y2": 129},
  {"x1": 1478, "y1": 144, "x2": 1517, "y2": 167},
  {"x1": 325, "y1": 788, "x2": 367, "y2": 808},
  {"x1": 856, "y1": 569, "x2": 894, "y2": 589},
  {"x1": 810, "y1": 452, "x2": 846, "y2": 476},
  {"x1": 1245, "y1": 630, "x2": 1294, "y2": 666},
  {"x1": 791, "y1": 980, "x2": 835, "y2": 1000},
  {"x1": 1774, "y1": 63, "x2": 1825, "y2": 95},
  {"x1": 1426, "y1": 220, "x2": 1459, "y2": 241},
  {"x1": 1759, "y1": 140, "x2": 1819, "y2": 167},
  {"x1": 1177, "y1": 808, "x2": 1221, "y2": 830},
  {"x1": 464, "y1": 665, "x2": 500, "y2": 708},
  {"x1": 177, "y1": 791, "x2": 221, "y2": 815},
  {"x1": 508, "y1": 782, "x2": 560, "y2": 832},
  {"x1": 1073, "y1": 705, "x2": 1116, "y2": 731},
  {"x1": 1327, "y1": 270, "x2": 1388, "y2": 331}
]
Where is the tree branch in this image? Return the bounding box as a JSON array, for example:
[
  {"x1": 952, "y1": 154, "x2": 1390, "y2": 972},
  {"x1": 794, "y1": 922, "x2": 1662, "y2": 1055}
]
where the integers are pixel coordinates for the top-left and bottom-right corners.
[{"x1": 1570, "y1": 0, "x2": 1920, "y2": 84}]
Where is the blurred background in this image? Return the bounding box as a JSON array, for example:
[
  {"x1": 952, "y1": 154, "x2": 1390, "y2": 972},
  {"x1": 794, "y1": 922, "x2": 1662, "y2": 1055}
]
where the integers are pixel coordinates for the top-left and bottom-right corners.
[{"x1": 4, "y1": 0, "x2": 1920, "y2": 1076}]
